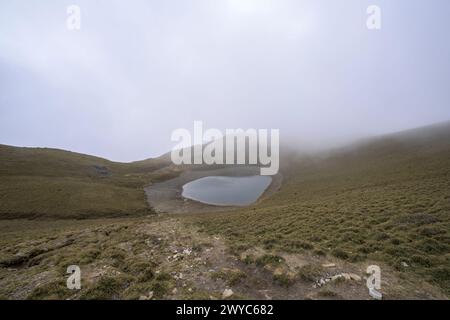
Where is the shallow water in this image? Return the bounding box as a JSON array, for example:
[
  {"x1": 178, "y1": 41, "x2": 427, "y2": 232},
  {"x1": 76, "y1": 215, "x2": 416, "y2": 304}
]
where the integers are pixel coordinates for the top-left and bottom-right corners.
[{"x1": 182, "y1": 175, "x2": 272, "y2": 206}]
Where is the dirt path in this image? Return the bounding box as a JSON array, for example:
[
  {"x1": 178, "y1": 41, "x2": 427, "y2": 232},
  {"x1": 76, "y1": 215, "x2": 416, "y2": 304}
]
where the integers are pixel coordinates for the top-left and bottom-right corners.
[
  {"x1": 0, "y1": 216, "x2": 446, "y2": 300},
  {"x1": 134, "y1": 217, "x2": 445, "y2": 300}
]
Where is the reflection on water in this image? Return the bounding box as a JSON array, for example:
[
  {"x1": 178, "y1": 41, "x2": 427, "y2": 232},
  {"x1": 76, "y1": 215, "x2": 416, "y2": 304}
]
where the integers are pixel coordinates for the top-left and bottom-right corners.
[{"x1": 182, "y1": 175, "x2": 272, "y2": 206}]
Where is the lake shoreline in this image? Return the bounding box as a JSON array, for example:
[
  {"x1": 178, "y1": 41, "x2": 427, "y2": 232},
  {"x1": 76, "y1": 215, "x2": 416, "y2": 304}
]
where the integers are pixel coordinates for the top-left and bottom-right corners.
[{"x1": 144, "y1": 166, "x2": 282, "y2": 214}]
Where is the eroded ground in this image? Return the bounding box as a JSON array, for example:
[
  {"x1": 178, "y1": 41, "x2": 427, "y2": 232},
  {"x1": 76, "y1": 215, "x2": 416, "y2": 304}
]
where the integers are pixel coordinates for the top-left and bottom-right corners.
[{"x1": 0, "y1": 216, "x2": 445, "y2": 300}]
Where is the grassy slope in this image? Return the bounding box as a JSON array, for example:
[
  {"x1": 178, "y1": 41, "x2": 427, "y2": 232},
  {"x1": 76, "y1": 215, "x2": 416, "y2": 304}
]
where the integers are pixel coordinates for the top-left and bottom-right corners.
[
  {"x1": 0, "y1": 145, "x2": 173, "y2": 219},
  {"x1": 197, "y1": 122, "x2": 450, "y2": 294},
  {"x1": 1, "y1": 122, "x2": 449, "y2": 296}
]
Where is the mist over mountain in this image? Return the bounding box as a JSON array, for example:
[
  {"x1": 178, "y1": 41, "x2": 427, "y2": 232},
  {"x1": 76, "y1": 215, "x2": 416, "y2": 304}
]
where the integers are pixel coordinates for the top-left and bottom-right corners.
[
  {"x1": 1, "y1": 1, "x2": 450, "y2": 161},
  {"x1": 1, "y1": 0, "x2": 449, "y2": 302}
]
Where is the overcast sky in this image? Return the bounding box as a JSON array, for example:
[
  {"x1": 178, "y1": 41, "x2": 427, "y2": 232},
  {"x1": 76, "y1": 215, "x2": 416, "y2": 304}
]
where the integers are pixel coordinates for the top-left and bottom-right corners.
[{"x1": 1, "y1": 0, "x2": 449, "y2": 161}]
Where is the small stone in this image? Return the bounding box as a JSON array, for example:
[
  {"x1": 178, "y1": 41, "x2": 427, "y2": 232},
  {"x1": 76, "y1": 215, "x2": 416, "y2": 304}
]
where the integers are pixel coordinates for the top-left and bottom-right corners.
[
  {"x1": 331, "y1": 275, "x2": 343, "y2": 281},
  {"x1": 222, "y1": 289, "x2": 234, "y2": 299},
  {"x1": 349, "y1": 273, "x2": 362, "y2": 281},
  {"x1": 401, "y1": 261, "x2": 409, "y2": 267},
  {"x1": 322, "y1": 263, "x2": 336, "y2": 268},
  {"x1": 138, "y1": 291, "x2": 154, "y2": 300},
  {"x1": 341, "y1": 273, "x2": 351, "y2": 280},
  {"x1": 172, "y1": 288, "x2": 178, "y2": 294}
]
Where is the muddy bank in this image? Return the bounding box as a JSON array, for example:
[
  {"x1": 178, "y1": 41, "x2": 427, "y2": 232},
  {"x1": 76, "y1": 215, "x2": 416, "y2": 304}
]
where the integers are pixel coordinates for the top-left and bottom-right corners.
[{"x1": 144, "y1": 166, "x2": 282, "y2": 214}]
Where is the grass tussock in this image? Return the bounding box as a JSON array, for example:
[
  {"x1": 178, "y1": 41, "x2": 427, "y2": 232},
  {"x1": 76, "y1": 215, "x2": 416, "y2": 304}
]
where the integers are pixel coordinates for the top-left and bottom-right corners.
[
  {"x1": 0, "y1": 144, "x2": 177, "y2": 219},
  {"x1": 196, "y1": 123, "x2": 450, "y2": 295}
]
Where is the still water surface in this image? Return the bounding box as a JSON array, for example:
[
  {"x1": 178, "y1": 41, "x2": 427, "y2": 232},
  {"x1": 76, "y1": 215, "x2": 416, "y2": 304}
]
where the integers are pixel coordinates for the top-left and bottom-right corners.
[{"x1": 182, "y1": 176, "x2": 272, "y2": 206}]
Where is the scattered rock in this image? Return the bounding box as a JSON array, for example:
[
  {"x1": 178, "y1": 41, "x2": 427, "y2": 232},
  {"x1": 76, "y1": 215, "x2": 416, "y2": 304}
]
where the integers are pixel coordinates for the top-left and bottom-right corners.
[
  {"x1": 222, "y1": 289, "x2": 234, "y2": 299},
  {"x1": 331, "y1": 275, "x2": 343, "y2": 281},
  {"x1": 401, "y1": 261, "x2": 409, "y2": 267},
  {"x1": 315, "y1": 272, "x2": 362, "y2": 287},
  {"x1": 172, "y1": 288, "x2": 178, "y2": 294},
  {"x1": 139, "y1": 291, "x2": 154, "y2": 300}
]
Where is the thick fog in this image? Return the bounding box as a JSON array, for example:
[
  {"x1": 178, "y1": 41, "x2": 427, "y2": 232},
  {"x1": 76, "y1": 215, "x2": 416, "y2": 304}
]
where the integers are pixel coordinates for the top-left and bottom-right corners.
[{"x1": 1, "y1": 0, "x2": 449, "y2": 161}]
